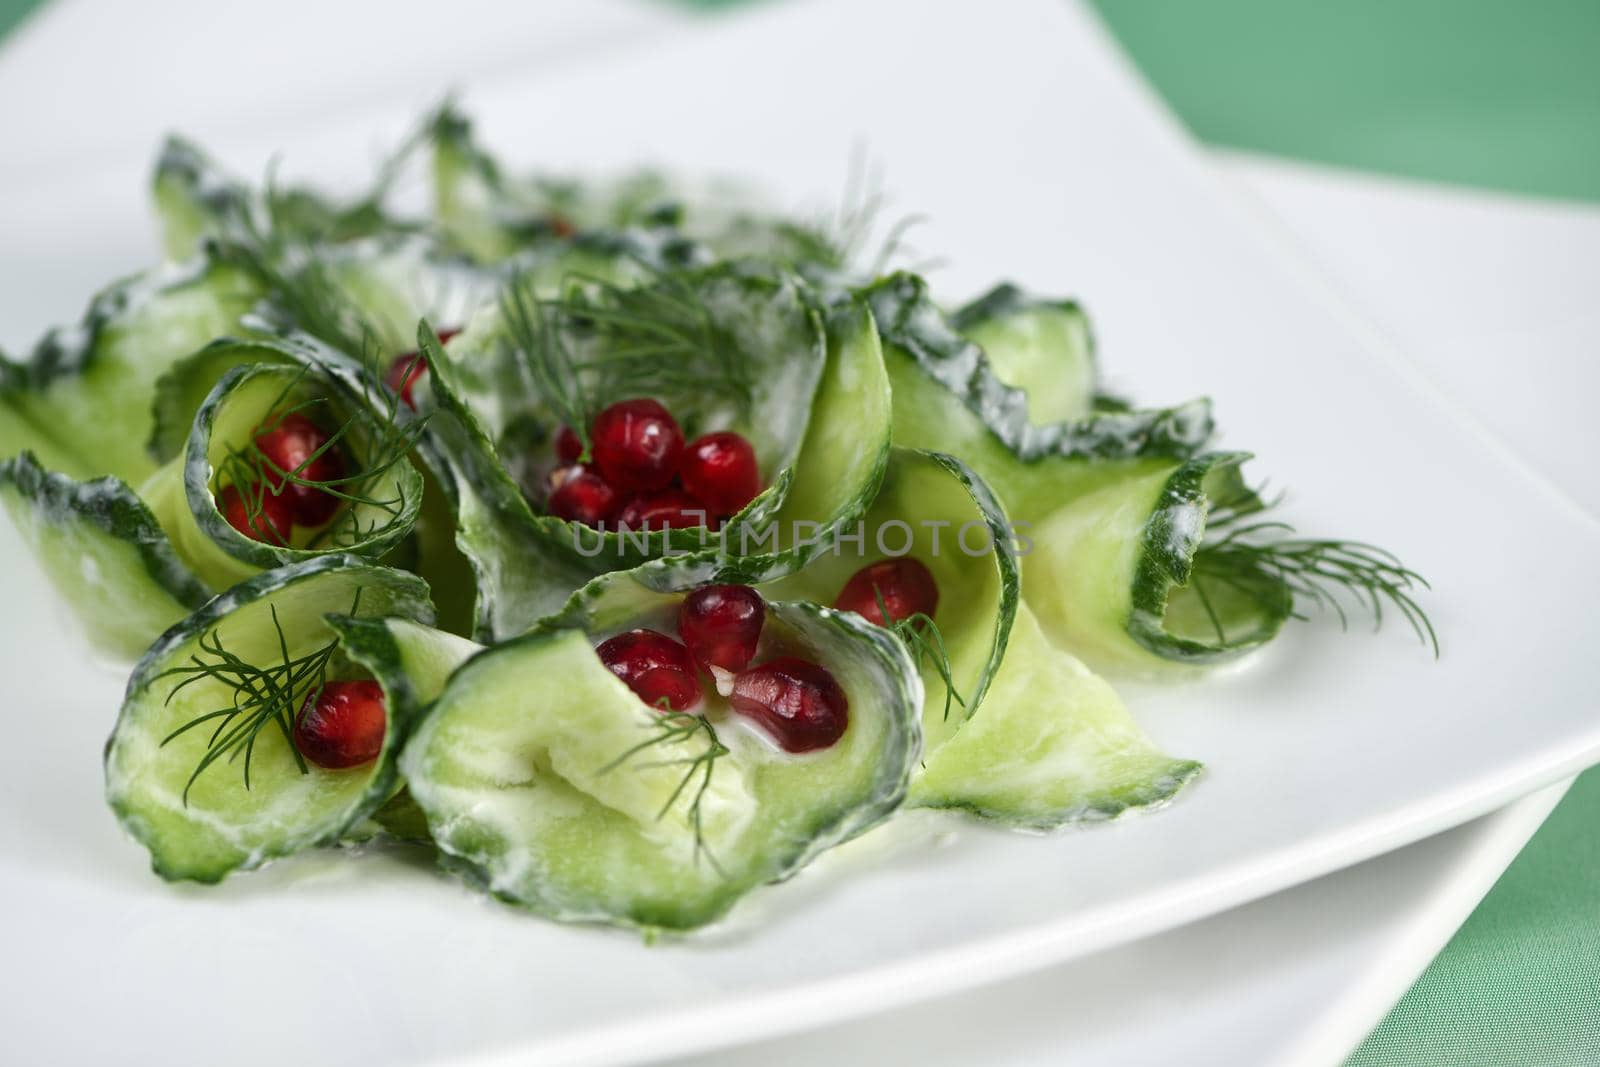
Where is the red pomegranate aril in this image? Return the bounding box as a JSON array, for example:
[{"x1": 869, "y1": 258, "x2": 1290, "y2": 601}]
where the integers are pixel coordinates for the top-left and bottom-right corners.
[
  {"x1": 254, "y1": 412, "x2": 346, "y2": 527},
  {"x1": 386, "y1": 353, "x2": 427, "y2": 409},
  {"x1": 679, "y1": 431, "x2": 761, "y2": 515},
  {"x1": 590, "y1": 398, "x2": 685, "y2": 493},
  {"x1": 615, "y1": 489, "x2": 707, "y2": 531},
  {"x1": 294, "y1": 679, "x2": 387, "y2": 770},
  {"x1": 678, "y1": 584, "x2": 765, "y2": 685},
  {"x1": 729, "y1": 657, "x2": 849, "y2": 753},
  {"x1": 548, "y1": 466, "x2": 618, "y2": 526},
  {"x1": 385, "y1": 328, "x2": 458, "y2": 409},
  {"x1": 216, "y1": 484, "x2": 294, "y2": 546},
  {"x1": 554, "y1": 425, "x2": 584, "y2": 464},
  {"x1": 596, "y1": 629, "x2": 702, "y2": 711},
  {"x1": 834, "y1": 557, "x2": 940, "y2": 627}
]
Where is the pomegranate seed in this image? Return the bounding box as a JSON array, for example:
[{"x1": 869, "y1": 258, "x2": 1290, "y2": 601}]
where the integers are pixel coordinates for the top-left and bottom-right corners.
[
  {"x1": 678, "y1": 585, "x2": 765, "y2": 684},
  {"x1": 591, "y1": 398, "x2": 684, "y2": 493},
  {"x1": 548, "y1": 466, "x2": 618, "y2": 526},
  {"x1": 294, "y1": 679, "x2": 387, "y2": 769},
  {"x1": 216, "y1": 484, "x2": 294, "y2": 546},
  {"x1": 834, "y1": 558, "x2": 940, "y2": 626},
  {"x1": 680, "y1": 432, "x2": 761, "y2": 515},
  {"x1": 386, "y1": 354, "x2": 427, "y2": 409},
  {"x1": 596, "y1": 629, "x2": 702, "y2": 711},
  {"x1": 730, "y1": 657, "x2": 849, "y2": 752},
  {"x1": 554, "y1": 425, "x2": 584, "y2": 464},
  {"x1": 550, "y1": 215, "x2": 576, "y2": 239},
  {"x1": 385, "y1": 328, "x2": 457, "y2": 409},
  {"x1": 615, "y1": 489, "x2": 708, "y2": 531},
  {"x1": 254, "y1": 412, "x2": 346, "y2": 527}
]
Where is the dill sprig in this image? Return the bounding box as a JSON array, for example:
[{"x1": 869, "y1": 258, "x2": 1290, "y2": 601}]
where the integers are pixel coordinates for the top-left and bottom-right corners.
[
  {"x1": 599, "y1": 710, "x2": 730, "y2": 873},
  {"x1": 498, "y1": 267, "x2": 756, "y2": 446},
  {"x1": 811, "y1": 146, "x2": 941, "y2": 276},
  {"x1": 499, "y1": 278, "x2": 592, "y2": 452},
  {"x1": 156, "y1": 591, "x2": 363, "y2": 803},
  {"x1": 870, "y1": 585, "x2": 966, "y2": 721},
  {"x1": 1192, "y1": 500, "x2": 1438, "y2": 656},
  {"x1": 215, "y1": 363, "x2": 429, "y2": 551}
]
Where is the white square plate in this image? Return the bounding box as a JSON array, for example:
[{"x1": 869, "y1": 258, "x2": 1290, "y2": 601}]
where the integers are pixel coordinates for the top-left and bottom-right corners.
[{"x1": 1, "y1": 1, "x2": 1597, "y2": 1064}]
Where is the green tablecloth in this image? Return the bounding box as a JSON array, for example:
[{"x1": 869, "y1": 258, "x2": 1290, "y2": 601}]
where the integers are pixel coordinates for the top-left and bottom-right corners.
[{"x1": 1, "y1": 0, "x2": 1596, "y2": 1061}]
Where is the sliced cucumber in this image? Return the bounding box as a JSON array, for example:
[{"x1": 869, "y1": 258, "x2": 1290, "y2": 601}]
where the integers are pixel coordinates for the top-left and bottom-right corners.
[
  {"x1": 104, "y1": 557, "x2": 438, "y2": 882},
  {"x1": 147, "y1": 336, "x2": 316, "y2": 464},
  {"x1": 151, "y1": 135, "x2": 251, "y2": 261},
  {"x1": 180, "y1": 363, "x2": 425, "y2": 571},
  {"x1": 862, "y1": 271, "x2": 1211, "y2": 524},
  {"x1": 0, "y1": 252, "x2": 264, "y2": 483},
  {"x1": 950, "y1": 283, "x2": 1097, "y2": 424},
  {"x1": 910, "y1": 603, "x2": 1201, "y2": 825},
  {"x1": 402, "y1": 599, "x2": 922, "y2": 931},
  {"x1": 761, "y1": 298, "x2": 893, "y2": 555},
  {"x1": 0, "y1": 452, "x2": 208, "y2": 658},
  {"x1": 1024, "y1": 451, "x2": 1290, "y2": 674}
]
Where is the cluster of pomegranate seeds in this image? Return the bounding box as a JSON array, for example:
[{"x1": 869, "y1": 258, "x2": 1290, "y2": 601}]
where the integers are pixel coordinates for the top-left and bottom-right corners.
[
  {"x1": 729, "y1": 657, "x2": 849, "y2": 754},
  {"x1": 546, "y1": 398, "x2": 763, "y2": 530},
  {"x1": 293, "y1": 680, "x2": 388, "y2": 770},
  {"x1": 834, "y1": 558, "x2": 940, "y2": 627},
  {"x1": 215, "y1": 411, "x2": 350, "y2": 545},
  {"x1": 597, "y1": 583, "x2": 847, "y2": 752},
  {"x1": 597, "y1": 629, "x2": 704, "y2": 712},
  {"x1": 384, "y1": 328, "x2": 459, "y2": 410}
]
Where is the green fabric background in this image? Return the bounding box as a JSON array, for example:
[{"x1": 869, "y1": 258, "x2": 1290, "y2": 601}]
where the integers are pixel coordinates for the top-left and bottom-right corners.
[{"x1": 0, "y1": 0, "x2": 1595, "y2": 1061}]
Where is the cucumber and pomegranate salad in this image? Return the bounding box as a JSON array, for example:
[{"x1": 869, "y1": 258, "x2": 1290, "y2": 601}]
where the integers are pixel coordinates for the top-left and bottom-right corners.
[{"x1": 0, "y1": 109, "x2": 1434, "y2": 934}]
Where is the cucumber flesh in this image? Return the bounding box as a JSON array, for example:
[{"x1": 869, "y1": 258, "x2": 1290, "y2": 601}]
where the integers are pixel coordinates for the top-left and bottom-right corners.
[{"x1": 909, "y1": 602, "x2": 1200, "y2": 825}]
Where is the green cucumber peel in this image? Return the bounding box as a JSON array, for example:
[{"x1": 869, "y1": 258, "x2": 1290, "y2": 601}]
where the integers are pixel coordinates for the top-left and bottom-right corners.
[{"x1": 862, "y1": 271, "x2": 1212, "y2": 468}]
